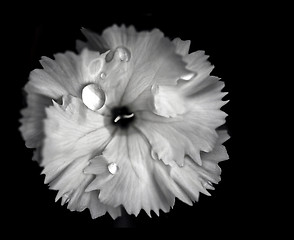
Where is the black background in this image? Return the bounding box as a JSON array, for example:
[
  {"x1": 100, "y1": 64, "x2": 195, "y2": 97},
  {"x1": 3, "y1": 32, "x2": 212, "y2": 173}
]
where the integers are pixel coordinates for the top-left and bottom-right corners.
[{"x1": 4, "y1": 8, "x2": 265, "y2": 233}]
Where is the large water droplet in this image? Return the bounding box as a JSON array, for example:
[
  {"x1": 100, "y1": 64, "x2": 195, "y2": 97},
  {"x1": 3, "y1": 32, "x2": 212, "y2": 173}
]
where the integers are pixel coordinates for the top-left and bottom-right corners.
[
  {"x1": 107, "y1": 163, "x2": 118, "y2": 175},
  {"x1": 82, "y1": 83, "x2": 106, "y2": 111}
]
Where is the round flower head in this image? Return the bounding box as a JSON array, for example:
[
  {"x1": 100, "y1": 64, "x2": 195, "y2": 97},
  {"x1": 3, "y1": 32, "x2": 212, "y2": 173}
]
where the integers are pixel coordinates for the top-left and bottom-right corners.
[{"x1": 20, "y1": 25, "x2": 229, "y2": 219}]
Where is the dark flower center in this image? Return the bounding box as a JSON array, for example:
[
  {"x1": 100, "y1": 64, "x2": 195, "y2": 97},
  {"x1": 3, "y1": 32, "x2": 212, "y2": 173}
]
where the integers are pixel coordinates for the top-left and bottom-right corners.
[{"x1": 111, "y1": 106, "x2": 135, "y2": 129}]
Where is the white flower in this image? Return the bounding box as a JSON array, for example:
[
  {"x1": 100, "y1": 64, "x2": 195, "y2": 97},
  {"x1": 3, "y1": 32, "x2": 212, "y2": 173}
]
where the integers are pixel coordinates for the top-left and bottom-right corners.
[{"x1": 19, "y1": 25, "x2": 229, "y2": 219}]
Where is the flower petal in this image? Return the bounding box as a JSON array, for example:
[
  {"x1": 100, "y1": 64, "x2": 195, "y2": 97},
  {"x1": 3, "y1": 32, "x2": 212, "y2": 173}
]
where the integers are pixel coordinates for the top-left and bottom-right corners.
[
  {"x1": 24, "y1": 49, "x2": 106, "y2": 99},
  {"x1": 19, "y1": 93, "x2": 51, "y2": 149},
  {"x1": 135, "y1": 107, "x2": 223, "y2": 167},
  {"x1": 173, "y1": 38, "x2": 191, "y2": 56},
  {"x1": 170, "y1": 157, "x2": 211, "y2": 200},
  {"x1": 42, "y1": 95, "x2": 116, "y2": 216},
  {"x1": 144, "y1": 130, "x2": 230, "y2": 206},
  {"x1": 89, "y1": 127, "x2": 174, "y2": 217},
  {"x1": 152, "y1": 85, "x2": 187, "y2": 118},
  {"x1": 88, "y1": 190, "x2": 121, "y2": 219},
  {"x1": 80, "y1": 27, "x2": 110, "y2": 52},
  {"x1": 127, "y1": 44, "x2": 225, "y2": 118},
  {"x1": 169, "y1": 130, "x2": 230, "y2": 201},
  {"x1": 120, "y1": 31, "x2": 192, "y2": 106},
  {"x1": 180, "y1": 51, "x2": 216, "y2": 96},
  {"x1": 25, "y1": 52, "x2": 81, "y2": 98},
  {"x1": 83, "y1": 156, "x2": 109, "y2": 175},
  {"x1": 152, "y1": 161, "x2": 193, "y2": 206},
  {"x1": 80, "y1": 25, "x2": 192, "y2": 107},
  {"x1": 201, "y1": 130, "x2": 230, "y2": 163},
  {"x1": 134, "y1": 59, "x2": 228, "y2": 165}
]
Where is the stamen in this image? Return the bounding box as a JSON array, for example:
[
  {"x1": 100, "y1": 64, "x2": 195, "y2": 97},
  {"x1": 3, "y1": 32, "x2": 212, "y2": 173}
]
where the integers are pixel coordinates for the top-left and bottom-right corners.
[
  {"x1": 114, "y1": 113, "x2": 134, "y2": 123},
  {"x1": 123, "y1": 113, "x2": 134, "y2": 119},
  {"x1": 114, "y1": 116, "x2": 121, "y2": 123},
  {"x1": 111, "y1": 106, "x2": 135, "y2": 129}
]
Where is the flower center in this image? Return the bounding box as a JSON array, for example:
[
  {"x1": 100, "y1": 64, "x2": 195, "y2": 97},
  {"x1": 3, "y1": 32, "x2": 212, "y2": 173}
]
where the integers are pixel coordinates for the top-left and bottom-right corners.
[{"x1": 111, "y1": 106, "x2": 135, "y2": 129}]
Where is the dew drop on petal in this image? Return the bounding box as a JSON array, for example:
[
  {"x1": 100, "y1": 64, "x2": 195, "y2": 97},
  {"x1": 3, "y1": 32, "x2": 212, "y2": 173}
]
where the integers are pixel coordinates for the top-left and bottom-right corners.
[
  {"x1": 116, "y1": 46, "x2": 131, "y2": 62},
  {"x1": 82, "y1": 83, "x2": 106, "y2": 111},
  {"x1": 100, "y1": 72, "x2": 106, "y2": 79},
  {"x1": 181, "y1": 72, "x2": 195, "y2": 80},
  {"x1": 107, "y1": 163, "x2": 118, "y2": 175},
  {"x1": 105, "y1": 46, "x2": 131, "y2": 62}
]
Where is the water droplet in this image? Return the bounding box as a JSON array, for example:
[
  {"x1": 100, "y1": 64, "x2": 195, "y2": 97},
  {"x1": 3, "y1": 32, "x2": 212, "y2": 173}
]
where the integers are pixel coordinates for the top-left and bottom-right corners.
[
  {"x1": 82, "y1": 83, "x2": 106, "y2": 111},
  {"x1": 116, "y1": 46, "x2": 131, "y2": 62},
  {"x1": 100, "y1": 72, "x2": 106, "y2": 79},
  {"x1": 181, "y1": 73, "x2": 195, "y2": 80},
  {"x1": 105, "y1": 46, "x2": 131, "y2": 62},
  {"x1": 107, "y1": 163, "x2": 118, "y2": 175}
]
